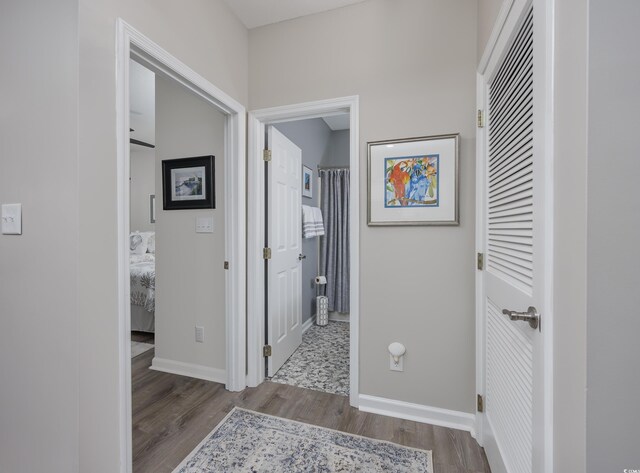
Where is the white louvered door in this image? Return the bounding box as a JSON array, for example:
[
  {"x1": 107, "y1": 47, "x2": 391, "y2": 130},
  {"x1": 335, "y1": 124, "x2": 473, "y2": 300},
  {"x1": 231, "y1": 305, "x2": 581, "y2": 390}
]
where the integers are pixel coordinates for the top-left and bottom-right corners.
[{"x1": 479, "y1": 4, "x2": 548, "y2": 473}]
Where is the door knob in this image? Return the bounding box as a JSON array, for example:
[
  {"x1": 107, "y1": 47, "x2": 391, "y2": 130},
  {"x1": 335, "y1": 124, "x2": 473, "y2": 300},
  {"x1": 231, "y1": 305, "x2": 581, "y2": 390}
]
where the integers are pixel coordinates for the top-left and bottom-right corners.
[
  {"x1": 501, "y1": 306, "x2": 540, "y2": 331},
  {"x1": 298, "y1": 254, "x2": 306, "y2": 260}
]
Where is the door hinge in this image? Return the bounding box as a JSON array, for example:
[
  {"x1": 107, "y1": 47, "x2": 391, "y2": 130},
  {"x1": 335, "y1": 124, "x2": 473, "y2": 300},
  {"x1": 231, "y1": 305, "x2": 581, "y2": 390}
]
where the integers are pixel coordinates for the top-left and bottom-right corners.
[
  {"x1": 263, "y1": 247, "x2": 272, "y2": 260},
  {"x1": 263, "y1": 149, "x2": 272, "y2": 162},
  {"x1": 477, "y1": 109, "x2": 485, "y2": 128},
  {"x1": 477, "y1": 252, "x2": 484, "y2": 270},
  {"x1": 263, "y1": 345, "x2": 272, "y2": 357},
  {"x1": 477, "y1": 394, "x2": 484, "y2": 412},
  {"x1": 224, "y1": 261, "x2": 229, "y2": 270}
]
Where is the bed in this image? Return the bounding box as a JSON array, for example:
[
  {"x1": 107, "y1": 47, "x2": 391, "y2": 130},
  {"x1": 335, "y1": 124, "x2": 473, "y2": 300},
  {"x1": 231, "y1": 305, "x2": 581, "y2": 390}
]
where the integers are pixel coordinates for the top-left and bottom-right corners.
[{"x1": 130, "y1": 232, "x2": 156, "y2": 332}]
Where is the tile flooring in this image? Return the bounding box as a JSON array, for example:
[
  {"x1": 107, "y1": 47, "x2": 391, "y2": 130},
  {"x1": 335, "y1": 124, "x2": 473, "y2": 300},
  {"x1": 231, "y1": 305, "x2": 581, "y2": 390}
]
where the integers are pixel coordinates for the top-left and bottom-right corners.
[{"x1": 270, "y1": 321, "x2": 350, "y2": 396}]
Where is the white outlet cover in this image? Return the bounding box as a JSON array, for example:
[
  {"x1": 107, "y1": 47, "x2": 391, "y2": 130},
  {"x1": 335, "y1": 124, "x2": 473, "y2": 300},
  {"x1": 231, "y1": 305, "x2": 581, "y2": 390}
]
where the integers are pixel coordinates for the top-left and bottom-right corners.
[
  {"x1": 390, "y1": 354, "x2": 404, "y2": 372},
  {"x1": 1, "y1": 203, "x2": 22, "y2": 235}
]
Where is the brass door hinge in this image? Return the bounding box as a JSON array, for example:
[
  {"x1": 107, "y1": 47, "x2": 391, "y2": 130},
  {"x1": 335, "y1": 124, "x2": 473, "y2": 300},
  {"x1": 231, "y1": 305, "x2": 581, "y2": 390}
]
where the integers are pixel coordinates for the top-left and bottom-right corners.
[
  {"x1": 263, "y1": 247, "x2": 272, "y2": 260},
  {"x1": 263, "y1": 345, "x2": 272, "y2": 357},
  {"x1": 477, "y1": 252, "x2": 484, "y2": 270},
  {"x1": 477, "y1": 109, "x2": 485, "y2": 128},
  {"x1": 263, "y1": 149, "x2": 272, "y2": 162},
  {"x1": 477, "y1": 394, "x2": 484, "y2": 412},
  {"x1": 224, "y1": 261, "x2": 229, "y2": 270}
]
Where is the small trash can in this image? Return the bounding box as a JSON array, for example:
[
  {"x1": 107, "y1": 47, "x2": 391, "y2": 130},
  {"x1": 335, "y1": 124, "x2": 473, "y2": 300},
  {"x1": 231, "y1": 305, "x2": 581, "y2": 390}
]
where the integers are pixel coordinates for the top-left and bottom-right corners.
[{"x1": 316, "y1": 296, "x2": 329, "y2": 326}]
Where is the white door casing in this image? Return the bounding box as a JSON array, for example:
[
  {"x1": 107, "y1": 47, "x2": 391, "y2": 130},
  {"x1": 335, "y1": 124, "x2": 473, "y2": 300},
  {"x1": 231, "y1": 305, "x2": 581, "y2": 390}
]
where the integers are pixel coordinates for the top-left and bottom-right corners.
[
  {"x1": 476, "y1": 1, "x2": 554, "y2": 473},
  {"x1": 267, "y1": 127, "x2": 303, "y2": 376}
]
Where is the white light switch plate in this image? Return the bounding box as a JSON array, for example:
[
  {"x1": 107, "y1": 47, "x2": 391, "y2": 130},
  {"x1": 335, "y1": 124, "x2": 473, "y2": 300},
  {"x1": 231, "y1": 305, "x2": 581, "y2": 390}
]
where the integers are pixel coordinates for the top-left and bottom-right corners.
[
  {"x1": 196, "y1": 216, "x2": 213, "y2": 233},
  {"x1": 1, "y1": 204, "x2": 22, "y2": 235}
]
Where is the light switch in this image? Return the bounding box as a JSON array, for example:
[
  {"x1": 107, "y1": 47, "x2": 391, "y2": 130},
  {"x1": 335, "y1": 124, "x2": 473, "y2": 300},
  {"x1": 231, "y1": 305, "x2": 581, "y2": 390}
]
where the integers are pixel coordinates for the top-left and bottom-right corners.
[
  {"x1": 196, "y1": 216, "x2": 213, "y2": 233},
  {"x1": 1, "y1": 204, "x2": 22, "y2": 235}
]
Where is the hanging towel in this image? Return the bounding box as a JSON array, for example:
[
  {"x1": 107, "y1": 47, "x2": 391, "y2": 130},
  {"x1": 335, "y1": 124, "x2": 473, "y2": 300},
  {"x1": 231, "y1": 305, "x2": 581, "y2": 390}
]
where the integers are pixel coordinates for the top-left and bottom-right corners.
[{"x1": 302, "y1": 205, "x2": 325, "y2": 238}]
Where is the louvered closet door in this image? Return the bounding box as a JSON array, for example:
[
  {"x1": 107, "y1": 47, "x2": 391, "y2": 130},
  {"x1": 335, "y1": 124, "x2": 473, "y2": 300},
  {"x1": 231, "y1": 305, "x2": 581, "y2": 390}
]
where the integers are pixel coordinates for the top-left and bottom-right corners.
[{"x1": 482, "y1": 6, "x2": 546, "y2": 473}]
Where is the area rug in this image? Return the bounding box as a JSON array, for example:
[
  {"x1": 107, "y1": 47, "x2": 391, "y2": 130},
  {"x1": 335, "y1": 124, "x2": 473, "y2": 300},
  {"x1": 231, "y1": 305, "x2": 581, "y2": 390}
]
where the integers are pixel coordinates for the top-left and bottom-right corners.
[
  {"x1": 270, "y1": 321, "x2": 349, "y2": 396},
  {"x1": 173, "y1": 408, "x2": 433, "y2": 473},
  {"x1": 131, "y1": 341, "x2": 154, "y2": 358}
]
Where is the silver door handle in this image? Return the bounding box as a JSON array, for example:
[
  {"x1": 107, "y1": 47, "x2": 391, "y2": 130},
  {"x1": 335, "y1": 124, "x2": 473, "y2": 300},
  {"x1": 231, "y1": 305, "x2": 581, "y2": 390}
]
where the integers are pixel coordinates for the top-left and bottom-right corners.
[
  {"x1": 502, "y1": 306, "x2": 540, "y2": 331},
  {"x1": 298, "y1": 254, "x2": 306, "y2": 260}
]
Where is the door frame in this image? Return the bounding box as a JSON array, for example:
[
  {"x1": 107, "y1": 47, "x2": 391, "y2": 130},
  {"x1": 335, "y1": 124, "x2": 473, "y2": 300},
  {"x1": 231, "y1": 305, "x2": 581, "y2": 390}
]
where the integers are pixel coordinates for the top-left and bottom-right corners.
[
  {"x1": 475, "y1": 0, "x2": 554, "y2": 471},
  {"x1": 115, "y1": 19, "x2": 246, "y2": 473},
  {"x1": 247, "y1": 96, "x2": 360, "y2": 407}
]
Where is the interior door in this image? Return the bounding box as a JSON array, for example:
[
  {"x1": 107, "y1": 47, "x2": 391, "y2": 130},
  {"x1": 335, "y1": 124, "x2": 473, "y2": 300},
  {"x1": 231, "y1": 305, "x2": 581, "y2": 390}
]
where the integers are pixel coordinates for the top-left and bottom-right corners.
[
  {"x1": 481, "y1": 5, "x2": 547, "y2": 473},
  {"x1": 266, "y1": 126, "x2": 303, "y2": 376}
]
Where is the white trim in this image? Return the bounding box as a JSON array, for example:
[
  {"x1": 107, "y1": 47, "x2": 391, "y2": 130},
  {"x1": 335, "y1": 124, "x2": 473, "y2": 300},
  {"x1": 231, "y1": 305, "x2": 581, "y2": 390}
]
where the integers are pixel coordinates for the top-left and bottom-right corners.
[
  {"x1": 150, "y1": 357, "x2": 227, "y2": 384},
  {"x1": 247, "y1": 96, "x2": 360, "y2": 409},
  {"x1": 478, "y1": 0, "x2": 516, "y2": 75},
  {"x1": 116, "y1": 18, "x2": 246, "y2": 473},
  {"x1": 358, "y1": 394, "x2": 476, "y2": 437},
  {"x1": 482, "y1": 417, "x2": 508, "y2": 473},
  {"x1": 302, "y1": 315, "x2": 316, "y2": 334}
]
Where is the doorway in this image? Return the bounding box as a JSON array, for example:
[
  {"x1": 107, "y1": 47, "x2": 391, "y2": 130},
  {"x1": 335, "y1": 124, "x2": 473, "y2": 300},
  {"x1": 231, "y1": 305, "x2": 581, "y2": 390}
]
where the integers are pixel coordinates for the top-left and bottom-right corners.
[
  {"x1": 265, "y1": 119, "x2": 352, "y2": 397},
  {"x1": 246, "y1": 97, "x2": 360, "y2": 407},
  {"x1": 115, "y1": 19, "x2": 246, "y2": 473}
]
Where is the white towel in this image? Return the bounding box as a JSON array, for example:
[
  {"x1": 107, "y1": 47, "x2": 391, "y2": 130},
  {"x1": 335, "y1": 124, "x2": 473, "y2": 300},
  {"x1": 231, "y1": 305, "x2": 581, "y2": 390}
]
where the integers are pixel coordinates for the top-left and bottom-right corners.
[{"x1": 302, "y1": 205, "x2": 325, "y2": 238}]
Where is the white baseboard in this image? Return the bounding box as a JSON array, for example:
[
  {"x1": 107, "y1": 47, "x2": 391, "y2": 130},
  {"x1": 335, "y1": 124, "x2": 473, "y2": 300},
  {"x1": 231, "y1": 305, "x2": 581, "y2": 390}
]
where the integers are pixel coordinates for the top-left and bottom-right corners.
[
  {"x1": 359, "y1": 394, "x2": 476, "y2": 437},
  {"x1": 329, "y1": 312, "x2": 350, "y2": 322},
  {"x1": 302, "y1": 315, "x2": 316, "y2": 334},
  {"x1": 151, "y1": 357, "x2": 226, "y2": 384},
  {"x1": 482, "y1": 417, "x2": 507, "y2": 473}
]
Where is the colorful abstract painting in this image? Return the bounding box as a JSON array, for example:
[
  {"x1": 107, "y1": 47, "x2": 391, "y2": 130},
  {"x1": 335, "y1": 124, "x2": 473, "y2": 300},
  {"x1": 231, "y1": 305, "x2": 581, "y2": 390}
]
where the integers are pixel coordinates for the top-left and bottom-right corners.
[{"x1": 384, "y1": 155, "x2": 439, "y2": 208}]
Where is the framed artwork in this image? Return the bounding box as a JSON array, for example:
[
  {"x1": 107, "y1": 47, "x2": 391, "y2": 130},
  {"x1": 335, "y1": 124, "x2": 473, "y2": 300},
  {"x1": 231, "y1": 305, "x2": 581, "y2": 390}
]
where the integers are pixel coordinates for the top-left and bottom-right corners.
[
  {"x1": 162, "y1": 155, "x2": 215, "y2": 210},
  {"x1": 368, "y1": 133, "x2": 459, "y2": 226},
  {"x1": 302, "y1": 165, "x2": 313, "y2": 198},
  {"x1": 149, "y1": 194, "x2": 156, "y2": 223}
]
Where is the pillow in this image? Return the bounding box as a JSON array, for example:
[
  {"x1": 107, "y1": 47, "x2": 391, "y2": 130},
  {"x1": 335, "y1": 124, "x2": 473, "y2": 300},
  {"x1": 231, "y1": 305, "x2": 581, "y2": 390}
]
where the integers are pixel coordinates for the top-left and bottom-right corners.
[
  {"x1": 145, "y1": 232, "x2": 155, "y2": 254},
  {"x1": 129, "y1": 232, "x2": 148, "y2": 255}
]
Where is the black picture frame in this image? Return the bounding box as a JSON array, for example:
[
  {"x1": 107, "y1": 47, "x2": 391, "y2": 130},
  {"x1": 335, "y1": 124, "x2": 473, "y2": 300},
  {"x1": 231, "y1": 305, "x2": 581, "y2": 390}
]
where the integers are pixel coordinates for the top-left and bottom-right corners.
[{"x1": 162, "y1": 155, "x2": 215, "y2": 210}]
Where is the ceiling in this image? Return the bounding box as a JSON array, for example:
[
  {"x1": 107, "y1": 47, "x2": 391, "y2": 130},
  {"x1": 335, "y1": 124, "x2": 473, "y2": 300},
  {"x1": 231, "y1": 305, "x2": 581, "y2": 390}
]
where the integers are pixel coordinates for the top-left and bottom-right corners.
[
  {"x1": 224, "y1": 0, "x2": 369, "y2": 29},
  {"x1": 322, "y1": 114, "x2": 350, "y2": 131}
]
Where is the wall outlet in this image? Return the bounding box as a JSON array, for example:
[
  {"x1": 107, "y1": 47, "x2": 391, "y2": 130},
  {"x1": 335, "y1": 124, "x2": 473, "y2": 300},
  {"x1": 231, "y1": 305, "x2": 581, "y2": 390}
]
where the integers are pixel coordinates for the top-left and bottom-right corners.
[
  {"x1": 196, "y1": 216, "x2": 213, "y2": 233},
  {"x1": 390, "y1": 354, "x2": 404, "y2": 372},
  {"x1": 195, "y1": 326, "x2": 204, "y2": 343}
]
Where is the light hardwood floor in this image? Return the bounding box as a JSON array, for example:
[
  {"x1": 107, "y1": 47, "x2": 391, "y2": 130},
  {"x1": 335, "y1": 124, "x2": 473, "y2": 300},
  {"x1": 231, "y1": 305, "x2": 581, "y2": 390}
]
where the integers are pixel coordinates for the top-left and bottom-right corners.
[{"x1": 132, "y1": 349, "x2": 491, "y2": 473}]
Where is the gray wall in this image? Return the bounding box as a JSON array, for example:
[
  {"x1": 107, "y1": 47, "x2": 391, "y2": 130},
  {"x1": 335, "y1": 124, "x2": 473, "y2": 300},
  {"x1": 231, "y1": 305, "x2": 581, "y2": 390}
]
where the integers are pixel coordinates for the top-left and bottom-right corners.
[
  {"x1": 77, "y1": 1, "x2": 247, "y2": 470},
  {"x1": 553, "y1": 0, "x2": 588, "y2": 471},
  {"x1": 587, "y1": 1, "x2": 640, "y2": 471},
  {"x1": 476, "y1": 0, "x2": 502, "y2": 61},
  {"x1": 275, "y1": 119, "x2": 332, "y2": 324},
  {"x1": 250, "y1": 0, "x2": 478, "y2": 413},
  {"x1": 130, "y1": 148, "x2": 156, "y2": 232},
  {"x1": 154, "y1": 75, "x2": 227, "y2": 372},
  {"x1": 0, "y1": 0, "x2": 79, "y2": 471},
  {"x1": 321, "y1": 130, "x2": 350, "y2": 168}
]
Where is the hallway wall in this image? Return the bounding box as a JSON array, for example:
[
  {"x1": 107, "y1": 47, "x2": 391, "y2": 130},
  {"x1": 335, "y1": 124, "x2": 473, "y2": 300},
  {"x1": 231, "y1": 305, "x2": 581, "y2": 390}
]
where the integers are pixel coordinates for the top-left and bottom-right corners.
[{"x1": 250, "y1": 0, "x2": 478, "y2": 414}]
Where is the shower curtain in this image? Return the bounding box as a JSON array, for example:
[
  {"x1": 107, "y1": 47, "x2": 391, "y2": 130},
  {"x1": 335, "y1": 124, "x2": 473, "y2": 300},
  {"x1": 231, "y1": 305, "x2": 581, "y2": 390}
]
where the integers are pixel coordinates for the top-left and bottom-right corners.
[{"x1": 319, "y1": 169, "x2": 350, "y2": 313}]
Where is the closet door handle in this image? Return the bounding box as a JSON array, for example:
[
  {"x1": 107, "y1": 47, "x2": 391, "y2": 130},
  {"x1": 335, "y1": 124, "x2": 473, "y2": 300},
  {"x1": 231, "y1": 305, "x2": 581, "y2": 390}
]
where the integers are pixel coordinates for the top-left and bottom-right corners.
[{"x1": 298, "y1": 254, "x2": 306, "y2": 260}]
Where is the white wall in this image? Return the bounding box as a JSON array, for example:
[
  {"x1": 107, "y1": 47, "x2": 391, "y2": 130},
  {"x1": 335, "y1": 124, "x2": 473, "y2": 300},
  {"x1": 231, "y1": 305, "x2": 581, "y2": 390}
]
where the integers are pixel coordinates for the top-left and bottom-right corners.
[
  {"x1": 77, "y1": 1, "x2": 247, "y2": 470},
  {"x1": 130, "y1": 148, "x2": 156, "y2": 232},
  {"x1": 250, "y1": 0, "x2": 478, "y2": 413},
  {"x1": 0, "y1": 1, "x2": 79, "y2": 472},
  {"x1": 586, "y1": 1, "x2": 640, "y2": 471},
  {"x1": 153, "y1": 75, "x2": 227, "y2": 373}
]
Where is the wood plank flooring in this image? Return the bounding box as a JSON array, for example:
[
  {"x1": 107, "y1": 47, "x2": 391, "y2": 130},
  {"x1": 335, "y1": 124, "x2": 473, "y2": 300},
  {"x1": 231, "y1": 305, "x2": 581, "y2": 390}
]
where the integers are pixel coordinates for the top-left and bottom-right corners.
[{"x1": 132, "y1": 349, "x2": 491, "y2": 473}]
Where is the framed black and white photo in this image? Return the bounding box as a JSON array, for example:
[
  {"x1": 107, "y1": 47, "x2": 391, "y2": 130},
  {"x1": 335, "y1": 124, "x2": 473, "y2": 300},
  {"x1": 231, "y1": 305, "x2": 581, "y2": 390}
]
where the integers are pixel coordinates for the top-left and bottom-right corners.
[
  {"x1": 302, "y1": 165, "x2": 313, "y2": 198},
  {"x1": 162, "y1": 155, "x2": 215, "y2": 210},
  {"x1": 368, "y1": 133, "x2": 459, "y2": 226}
]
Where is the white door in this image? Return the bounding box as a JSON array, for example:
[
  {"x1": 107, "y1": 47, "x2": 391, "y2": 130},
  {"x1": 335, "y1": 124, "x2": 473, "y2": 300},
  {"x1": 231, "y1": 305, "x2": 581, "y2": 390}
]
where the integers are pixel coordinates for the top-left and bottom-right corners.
[
  {"x1": 266, "y1": 127, "x2": 303, "y2": 376},
  {"x1": 479, "y1": 4, "x2": 549, "y2": 473}
]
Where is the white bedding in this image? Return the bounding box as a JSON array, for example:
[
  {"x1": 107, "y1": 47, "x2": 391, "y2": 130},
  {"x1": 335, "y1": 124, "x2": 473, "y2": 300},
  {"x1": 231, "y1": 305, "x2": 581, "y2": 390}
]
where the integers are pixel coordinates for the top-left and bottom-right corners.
[{"x1": 130, "y1": 253, "x2": 155, "y2": 313}]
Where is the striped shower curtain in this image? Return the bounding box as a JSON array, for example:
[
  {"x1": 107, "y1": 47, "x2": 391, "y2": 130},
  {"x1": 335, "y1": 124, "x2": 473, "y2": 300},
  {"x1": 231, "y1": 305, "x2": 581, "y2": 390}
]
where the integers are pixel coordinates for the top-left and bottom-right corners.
[{"x1": 319, "y1": 169, "x2": 350, "y2": 313}]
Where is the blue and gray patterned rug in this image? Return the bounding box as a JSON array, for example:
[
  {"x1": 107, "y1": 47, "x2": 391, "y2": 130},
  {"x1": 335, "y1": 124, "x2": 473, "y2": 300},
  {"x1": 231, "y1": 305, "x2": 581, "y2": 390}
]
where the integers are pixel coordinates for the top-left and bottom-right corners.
[
  {"x1": 173, "y1": 408, "x2": 433, "y2": 473},
  {"x1": 270, "y1": 321, "x2": 350, "y2": 396}
]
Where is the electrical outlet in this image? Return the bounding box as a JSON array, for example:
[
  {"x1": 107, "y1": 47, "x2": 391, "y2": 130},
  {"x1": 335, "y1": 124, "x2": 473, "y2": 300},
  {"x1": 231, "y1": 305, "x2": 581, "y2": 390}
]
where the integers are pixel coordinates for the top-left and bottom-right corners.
[
  {"x1": 195, "y1": 326, "x2": 204, "y2": 343},
  {"x1": 390, "y1": 354, "x2": 404, "y2": 372}
]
